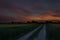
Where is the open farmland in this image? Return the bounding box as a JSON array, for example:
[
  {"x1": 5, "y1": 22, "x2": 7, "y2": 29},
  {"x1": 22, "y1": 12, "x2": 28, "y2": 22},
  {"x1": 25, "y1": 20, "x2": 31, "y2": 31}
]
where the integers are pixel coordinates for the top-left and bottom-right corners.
[
  {"x1": 0, "y1": 23, "x2": 60, "y2": 40},
  {"x1": 0, "y1": 23, "x2": 40, "y2": 40},
  {"x1": 46, "y1": 23, "x2": 60, "y2": 40}
]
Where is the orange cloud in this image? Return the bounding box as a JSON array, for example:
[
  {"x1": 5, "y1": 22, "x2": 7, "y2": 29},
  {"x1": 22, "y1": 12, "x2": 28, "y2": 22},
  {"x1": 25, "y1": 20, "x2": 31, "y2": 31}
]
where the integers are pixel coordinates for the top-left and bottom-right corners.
[
  {"x1": 40, "y1": 11, "x2": 60, "y2": 21},
  {"x1": 22, "y1": 11, "x2": 60, "y2": 21}
]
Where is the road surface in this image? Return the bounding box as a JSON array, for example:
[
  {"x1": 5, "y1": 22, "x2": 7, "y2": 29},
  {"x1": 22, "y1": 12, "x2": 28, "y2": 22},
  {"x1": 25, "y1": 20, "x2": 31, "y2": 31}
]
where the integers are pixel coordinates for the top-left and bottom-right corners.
[{"x1": 17, "y1": 24, "x2": 47, "y2": 40}]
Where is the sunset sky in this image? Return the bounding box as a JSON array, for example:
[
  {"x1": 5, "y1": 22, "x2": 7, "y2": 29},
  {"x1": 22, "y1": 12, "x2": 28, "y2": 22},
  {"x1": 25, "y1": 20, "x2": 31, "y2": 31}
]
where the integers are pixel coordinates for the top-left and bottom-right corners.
[{"x1": 0, "y1": 0, "x2": 60, "y2": 22}]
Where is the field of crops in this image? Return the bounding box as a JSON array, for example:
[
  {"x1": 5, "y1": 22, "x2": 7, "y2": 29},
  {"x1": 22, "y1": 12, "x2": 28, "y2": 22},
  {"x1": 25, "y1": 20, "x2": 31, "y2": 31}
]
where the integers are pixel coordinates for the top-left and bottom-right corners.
[
  {"x1": 0, "y1": 23, "x2": 40, "y2": 40},
  {"x1": 46, "y1": 23, "x2": 60, "y2": 40},
  {"x1": 0, "y1": 23, "x2": 60, "y2": 40}
]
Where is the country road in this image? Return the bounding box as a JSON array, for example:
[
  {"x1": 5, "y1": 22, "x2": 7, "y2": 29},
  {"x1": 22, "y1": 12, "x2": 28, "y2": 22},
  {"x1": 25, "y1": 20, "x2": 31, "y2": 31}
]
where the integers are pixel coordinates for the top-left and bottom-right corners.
[
  {"x1": 17, "y1": 24, "x2": 47, "y2": 40},
  {"x1": 0, "y1": 23, "x2": 60, "y2": 40}
]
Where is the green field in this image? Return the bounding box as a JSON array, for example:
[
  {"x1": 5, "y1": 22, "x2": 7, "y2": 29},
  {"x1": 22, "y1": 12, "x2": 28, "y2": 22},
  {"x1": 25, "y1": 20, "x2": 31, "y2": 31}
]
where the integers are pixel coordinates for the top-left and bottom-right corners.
[
  {"x1": 0, "y1": 23, "x2": 60, "y2": 40},
  {"x1": 46, "y1": 23, "x2": 60, "y2": 40},
  {"x1": 0, "y1": 23, "x2": 40, "y2": 40}
]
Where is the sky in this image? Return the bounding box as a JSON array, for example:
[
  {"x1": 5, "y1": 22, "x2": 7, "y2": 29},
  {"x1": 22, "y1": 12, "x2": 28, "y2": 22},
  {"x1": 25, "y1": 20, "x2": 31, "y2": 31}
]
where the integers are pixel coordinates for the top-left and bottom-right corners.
[{"x1": 0, "y1": 0, "x2": 60, "y2": 22}]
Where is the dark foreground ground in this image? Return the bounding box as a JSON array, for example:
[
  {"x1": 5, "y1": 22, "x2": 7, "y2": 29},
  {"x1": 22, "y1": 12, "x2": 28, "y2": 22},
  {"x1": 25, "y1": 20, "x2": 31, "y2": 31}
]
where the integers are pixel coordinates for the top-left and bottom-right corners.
[
  {"x1": 0, "y1": 23, "x2": 60, "y2": 40},
  {"x1": 46, "y1": 23, "x2": 60, "y2": 40},
  {"x1": 0, "y1": 23, "x2": 40, "y2": 40}
]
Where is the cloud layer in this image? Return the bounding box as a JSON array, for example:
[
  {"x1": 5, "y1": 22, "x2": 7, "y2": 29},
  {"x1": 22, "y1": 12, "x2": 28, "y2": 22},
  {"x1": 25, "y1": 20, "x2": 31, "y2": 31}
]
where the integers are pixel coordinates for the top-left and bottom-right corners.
[{"x1": 0, "y1": 0, "x2": 60, "y2": 22}]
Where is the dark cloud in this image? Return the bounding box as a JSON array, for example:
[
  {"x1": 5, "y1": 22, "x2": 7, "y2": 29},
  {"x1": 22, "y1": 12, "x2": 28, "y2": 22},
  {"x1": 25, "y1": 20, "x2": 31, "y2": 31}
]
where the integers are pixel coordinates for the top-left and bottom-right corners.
[{"x1": 0, "y1": 15, "x2": 17, "y2": 23}]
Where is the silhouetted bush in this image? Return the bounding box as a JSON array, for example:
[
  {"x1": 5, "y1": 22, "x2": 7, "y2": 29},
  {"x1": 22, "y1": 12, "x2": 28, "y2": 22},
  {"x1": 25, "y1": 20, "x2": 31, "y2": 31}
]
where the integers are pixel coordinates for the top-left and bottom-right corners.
[
  {"x1": 27, "y1": 21, "x2": 31, "y2": 23},
  {"x1": 31, "y1": 20, "x2": 38, "y2": 23}
]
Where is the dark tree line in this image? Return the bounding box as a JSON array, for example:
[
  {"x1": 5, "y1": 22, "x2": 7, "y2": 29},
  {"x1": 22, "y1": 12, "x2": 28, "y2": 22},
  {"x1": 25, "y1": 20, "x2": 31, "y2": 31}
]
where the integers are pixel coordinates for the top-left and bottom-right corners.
[{"x1": 0, "y1": 20, "x2": 60, "y2": 24}]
